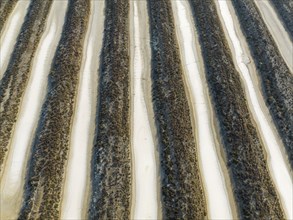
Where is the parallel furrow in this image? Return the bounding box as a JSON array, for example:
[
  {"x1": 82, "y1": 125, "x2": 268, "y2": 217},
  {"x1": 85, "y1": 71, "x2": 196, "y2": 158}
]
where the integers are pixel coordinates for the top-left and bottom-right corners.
[
  {"x1": 188, "y1": 0, "x2": 285, "y2": 218},
  {"x1": 147, "y1": 0, "x2": 207, "y2": 219},
  {"x1": 269, "y1": 0, "x2": 293, "y2": 39},
  {"x1": 0, "y1": 0, "x2": 18, "y2": 33},
  {"x1": 0, "y1": 1, "x2": 30, "y2": 78},
  {"x1": 0, "y1": 1, "x2": 68, "y2": 219},
  {"x1": 60, "y1": 1, "x2": 104, "y2": 219},
  {"x1": 254, "y1": 0, "x2": 293, "y2": 71},
  {"x1": 171, "y1": 1, "x2": 233, "y2": 219},
  {"x1": 0, "y1": 0, "x2": 291, "y2": 218},
  {"x1": 0, "y1": 0, "x2": 53, "y2": 173},
  {"x1": 217, "y1": 1, "x2": 292, "y2": 218},
  {"x1": 88, "y1": 0, "x2": 131, "y2": 219},
  {"x1": 231, "y1": 0, "x2": 293, "y2": 171},
  {"x1": 19, "y1": 1, "x2": 90, "y2": 219}
]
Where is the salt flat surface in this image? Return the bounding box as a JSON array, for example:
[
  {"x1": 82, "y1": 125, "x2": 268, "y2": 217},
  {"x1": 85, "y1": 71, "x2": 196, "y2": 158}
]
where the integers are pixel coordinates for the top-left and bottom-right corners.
[
  {"x1": 131, "y1": 1, "x2": 158, "y2": 219},
  {"x1": 218, "y1": 1, "x2": 293, "y2": 218},
  {"x1": 0, "y1": 1, "x2": 30, "y2": 79},
  {"x1": 0, "y1": 1, "x2": 68, "y2": 219},
  {"x1": 172, "y1": 1, "x2": 233, "y2": 219},
  {"x1": 60, "y1": 1, "x2": 104, "y2": 219}
]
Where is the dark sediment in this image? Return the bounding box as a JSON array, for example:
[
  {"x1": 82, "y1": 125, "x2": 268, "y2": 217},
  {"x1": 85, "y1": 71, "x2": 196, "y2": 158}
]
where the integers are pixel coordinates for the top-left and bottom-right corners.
[
  {"x1": 0, "y1": 0, "x2": 53, "y2": 173},
  {"x1": 18, "y1": 0, "x2": 90, "y2": 219},
  {"x1": 269, "y1": 0, "x2": 293, "y2": 39},
  {"x1": 231, "y1": 0, "x2": 293, "y2": 170},
  {"x1": 0, "y1": 0, "x2": 18, "y2": 33},
  {"x1": 188, "y1": 0, "x2": 285, "y2": 218},
  {"x1": 147, "y1": 0, "x2": 207, "y2": 219},
  {"x1": 88, "y1": 0, "x2": 131, "y2": 219}
]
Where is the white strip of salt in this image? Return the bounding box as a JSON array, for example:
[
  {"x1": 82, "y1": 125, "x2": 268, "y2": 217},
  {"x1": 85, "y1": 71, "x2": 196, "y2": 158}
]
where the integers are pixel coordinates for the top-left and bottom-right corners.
[{"x1": 131, "y1": 1, "x2": 158, "y2": 219}]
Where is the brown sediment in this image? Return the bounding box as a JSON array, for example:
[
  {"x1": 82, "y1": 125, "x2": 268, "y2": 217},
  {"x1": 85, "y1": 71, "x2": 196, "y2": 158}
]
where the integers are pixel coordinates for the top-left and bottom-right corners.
[
  {"x1": 0, "y1": 1, "x2": 30, "y2": 79},
  {"x1": 188, "y1": 0, "x2": 285, "y2": 218},
  {"x1": 0, "y1": 0, "x2": 53, "y2": 174},
  {"x1": 0, "y1": 0, "x2": 18, "y2": 33},
  {"x1": 88, "y1": 0, "x2": 131, "y2": 219},
  {"x1": 231, "y1": 0, "x2": 293, "y2": 171},
  {"x1": 18, "y1": 0, "x2": 90, "y2": 219},
  {"x1": 147, "y1": 0, "x2": 207, "y2": 219}
]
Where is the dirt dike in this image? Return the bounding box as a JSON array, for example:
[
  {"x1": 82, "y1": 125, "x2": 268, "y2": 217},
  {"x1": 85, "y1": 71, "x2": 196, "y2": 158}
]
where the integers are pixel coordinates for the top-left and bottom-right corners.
[
  {"x1": 147, "y1": 0, "x2": 207, "y2": 219},
  {"x1": 0, "y1": 0, "x2": 18, "y2": 33},
  {"x1": 88, "y1": 0, "x2": 131, "y2": 219}
]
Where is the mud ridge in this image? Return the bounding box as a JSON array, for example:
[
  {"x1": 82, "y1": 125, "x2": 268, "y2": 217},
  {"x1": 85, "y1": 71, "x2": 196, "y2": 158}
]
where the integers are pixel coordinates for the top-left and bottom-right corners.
[
  {"x1": 147, "y1": 0, "x2": 207, "y2": 219},
  {"x1": 0, "y1": 0, "x2": 18, "y2": 33},
  {"x1": 88, "y1": 0, "x2": 131, "y2": 219}
]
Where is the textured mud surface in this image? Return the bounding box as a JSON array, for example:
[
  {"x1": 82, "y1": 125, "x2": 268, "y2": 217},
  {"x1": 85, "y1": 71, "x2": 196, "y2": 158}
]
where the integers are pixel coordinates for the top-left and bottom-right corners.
[
  {"x1": 0, "y1": 0, "x2": 18, "y2": 33},
  {"x1": 88, "y1": 0, "x2": 131, "y2": 219},
  {"x1": 0, "y1": 0, "x2": 53, "y2": 172},
  {"x1": 147, "y1": 0, "x2": 207, "y2": 219},
  {"x1": 232, "y1": 0, "x2": 293, "y2": 170},
  {"x1": 0, "y1": 0, "x2": 292, "y2": 219},
  {"x1": 18, "y1": 1, "x2": 90, "y2": 219},
  {"x1": 269, "y1": 0, "x2": 293, "y2": 39},
  {"x1": 188, "y1": 0, "x2": 285, "y2": 219}
]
